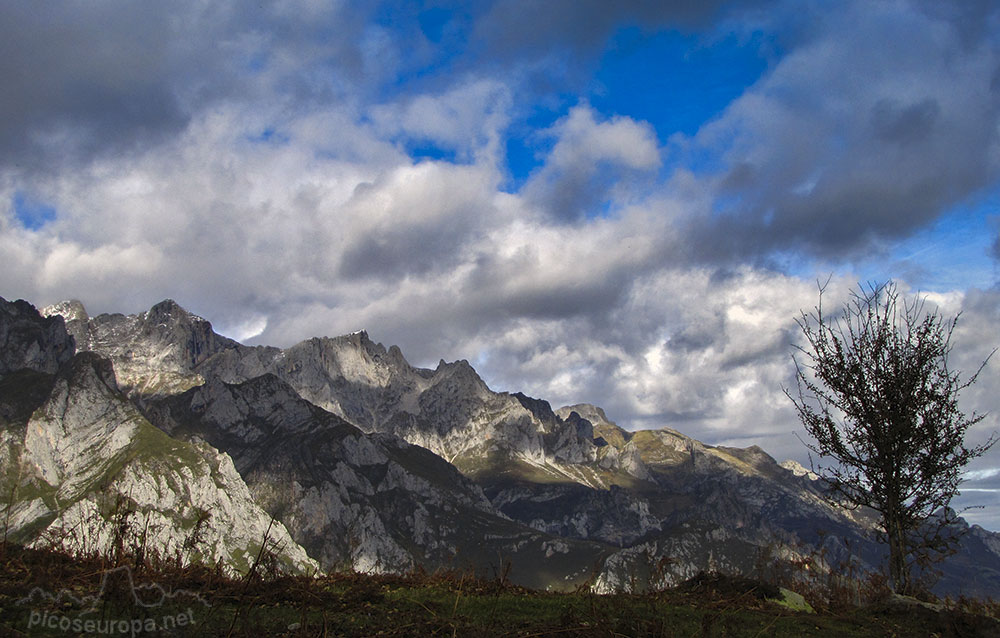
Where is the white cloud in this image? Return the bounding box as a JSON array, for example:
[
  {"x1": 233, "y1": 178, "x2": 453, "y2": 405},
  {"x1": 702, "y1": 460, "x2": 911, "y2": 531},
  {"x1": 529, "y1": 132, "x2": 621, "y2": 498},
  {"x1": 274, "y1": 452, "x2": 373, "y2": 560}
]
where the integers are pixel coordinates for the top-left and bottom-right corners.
[
  {"x1": 217, "y1": 314, "x2": 269, "y2": 343},
  {"x1": 546, "y1": 104, "x2": 661, "y2": 171},
  {"x1": 521, "y1": 104, "x2": 662, "y2": 221},
  {"x1": 370, "y1": 79, "x2": 512, "y2": 159},
  {"x1": 964, "y1": 468, "x2": 1000, "y2": 482}
]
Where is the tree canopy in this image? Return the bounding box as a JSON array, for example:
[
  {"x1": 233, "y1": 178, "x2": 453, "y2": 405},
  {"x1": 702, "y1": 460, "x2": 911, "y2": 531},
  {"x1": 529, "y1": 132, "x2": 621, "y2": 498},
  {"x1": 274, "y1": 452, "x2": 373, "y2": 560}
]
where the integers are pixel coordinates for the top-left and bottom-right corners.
[{"x1": 787, "y1": 281, "x2": 995, "y2": 593}]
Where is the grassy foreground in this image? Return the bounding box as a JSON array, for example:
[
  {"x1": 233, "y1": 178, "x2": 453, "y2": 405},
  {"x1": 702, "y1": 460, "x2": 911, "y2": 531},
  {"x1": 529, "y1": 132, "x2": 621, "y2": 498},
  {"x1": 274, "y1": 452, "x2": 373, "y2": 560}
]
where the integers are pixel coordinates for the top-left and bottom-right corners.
[{"x1": 1, "y1": 544, "x2": 999, "y2": 637}]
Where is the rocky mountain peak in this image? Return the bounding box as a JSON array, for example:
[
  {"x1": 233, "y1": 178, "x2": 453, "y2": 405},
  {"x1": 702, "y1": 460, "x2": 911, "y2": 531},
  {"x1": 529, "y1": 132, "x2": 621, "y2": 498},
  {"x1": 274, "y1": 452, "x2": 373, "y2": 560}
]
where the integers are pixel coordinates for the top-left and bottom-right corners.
[
  {"x1": 512, "y1": 392, "x2": 558, "y2": 426},
  {"x1": 42, "y1": 299, "x2": 90, "y2": 352},
  {"x1": 557, "y1": 403, "x2": 616, "y2": 429},
  {"x1": 385, "y1": 343, "x2": 407, "y2": 365},
  {"x1": 0, "y1": 296, "x2": 75, "y2": 376},
  {"x1": 58, "y1": 350, "x2": 119, "y2": 393},
  {"x1": 145, "y1": 298, "x2": 194, "y2": 322},
  {"x1": 434, "y1": 358, "x2": 488, "y2": 391},
  {"x1": 59, "y1": 299, "x2": 243, "y2": 396},
  {"x1": 781, "y1": 459, "x2": 819, "y2": 480},
  {"x1": 42, "y1": 299, "x2": 88, "y2": 324},
  {"x1": 326, "y1": 331, "x2": 389, "y2": 361},
  {"x1": 347, "y1": 329, "x2": 370, "y2": 342},
  {"x1": 288, "y1": 334, "x2": 401, "y2": 387}
]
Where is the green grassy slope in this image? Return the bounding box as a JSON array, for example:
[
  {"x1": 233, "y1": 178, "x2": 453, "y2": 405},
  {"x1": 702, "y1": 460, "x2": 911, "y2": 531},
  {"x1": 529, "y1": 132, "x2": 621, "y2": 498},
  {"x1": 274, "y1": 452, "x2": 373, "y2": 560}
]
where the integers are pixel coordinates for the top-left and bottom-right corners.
[{"x1": 2, "y1": 545, "x2": 998, "y2": 638}]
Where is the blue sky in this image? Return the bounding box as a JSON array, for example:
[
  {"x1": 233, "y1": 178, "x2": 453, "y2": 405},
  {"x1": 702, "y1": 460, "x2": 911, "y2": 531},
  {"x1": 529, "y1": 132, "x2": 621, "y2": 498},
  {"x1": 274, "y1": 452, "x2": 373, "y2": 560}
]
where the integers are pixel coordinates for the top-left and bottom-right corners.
[{"x1": 2, "y1": 0, "x2": 1000, "y2": 526}]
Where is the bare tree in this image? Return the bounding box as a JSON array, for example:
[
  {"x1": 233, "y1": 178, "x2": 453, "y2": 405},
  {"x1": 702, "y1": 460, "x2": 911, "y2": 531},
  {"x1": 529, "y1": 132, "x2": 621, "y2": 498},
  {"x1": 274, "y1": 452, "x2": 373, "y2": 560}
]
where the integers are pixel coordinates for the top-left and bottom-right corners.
[{"x1": 787, "y1": 280, "x2": 996, "y2": 594}]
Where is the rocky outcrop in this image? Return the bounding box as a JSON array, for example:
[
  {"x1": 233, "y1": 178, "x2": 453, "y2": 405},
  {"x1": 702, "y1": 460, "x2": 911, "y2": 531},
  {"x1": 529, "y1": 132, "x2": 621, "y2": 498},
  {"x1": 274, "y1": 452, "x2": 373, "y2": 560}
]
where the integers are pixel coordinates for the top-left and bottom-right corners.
[
  {"x1": 204, "y1": 334, "x2": 595, "y2": 468},
  {"x1": 40, "y1": 299, "x2": 89, "y2": 351},
  {"x1": 781, "y1": 459, "x2": 819, "y2": 480},
  {"x1": 44, "y1": 299, "x2": 241, "y2": 397},
  {"x1": 1, "y1": 297, "x2": 75, "y2": 375},
  {"x1": 144, "y1": 373, "x2": 505, "y2": 573},
  {"x1": 487, "y1": 482, "x2": 661, "y2": 547},
  {"x1": 135, "y1": 371, "x2": 605, "y2": 587},
  {"x1": 0, "y1": 330, "x2": 316, "y2": 575}
]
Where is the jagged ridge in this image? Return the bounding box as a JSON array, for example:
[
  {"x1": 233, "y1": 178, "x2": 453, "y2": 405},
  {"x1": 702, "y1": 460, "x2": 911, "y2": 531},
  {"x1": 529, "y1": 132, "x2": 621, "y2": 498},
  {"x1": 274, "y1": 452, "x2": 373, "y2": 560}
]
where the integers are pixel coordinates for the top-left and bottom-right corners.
[{"x1": 20, "y1": 297, "x2": 1000, "y2": 597}]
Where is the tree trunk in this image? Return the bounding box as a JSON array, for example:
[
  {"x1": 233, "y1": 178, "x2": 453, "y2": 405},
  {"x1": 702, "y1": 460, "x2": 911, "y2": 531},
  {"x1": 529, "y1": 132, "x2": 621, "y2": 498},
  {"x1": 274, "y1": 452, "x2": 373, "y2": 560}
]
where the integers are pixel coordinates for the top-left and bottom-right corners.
[{"x1": 887, "y1": 516, "x2": 909, "y2": 594}]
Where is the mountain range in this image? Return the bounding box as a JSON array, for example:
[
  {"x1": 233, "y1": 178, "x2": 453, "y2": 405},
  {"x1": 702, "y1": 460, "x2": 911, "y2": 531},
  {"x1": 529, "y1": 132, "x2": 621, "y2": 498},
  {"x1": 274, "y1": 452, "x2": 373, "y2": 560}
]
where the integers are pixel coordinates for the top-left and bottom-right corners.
[{"x1": 2, "y1": 296, "x2": 999, "y2": 597}]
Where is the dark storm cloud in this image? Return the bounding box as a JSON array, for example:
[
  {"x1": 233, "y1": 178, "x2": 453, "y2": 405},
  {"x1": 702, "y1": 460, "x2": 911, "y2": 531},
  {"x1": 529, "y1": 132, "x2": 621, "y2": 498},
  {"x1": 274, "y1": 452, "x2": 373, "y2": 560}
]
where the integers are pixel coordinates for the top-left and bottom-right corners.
[
  {"x1": 690, "y1": 172, "x2": 981, "y2": 263},
  {"x1": 463, "y1": 259, "x2": 630, "y2": 322},
  {"x1": 680, "y1": 0, "x2": 1000, "y2": 265},
  {"x1": 665, "y1": 320, "x2": 723, "y2": 354},
  {"x1": 525, "y1": 160, "x2": 646, "y2": 223},
  {"x1": 0, "y1": 1, "x2": 380, "y2": 173},
  {"x1": 0, "y1": 2, "x2": 194, "y2": 170},
  {"x1": 473, "y1": 0, "x2": 773, "y2": 60},
  {"x1": 914, "y1": 0, "x2": 1000, "y2": 45},
  {"x1": 339, "y1": 220, "x2": 474, "y2": 280},
  {"x1": 870, "y1": 98, "x2": 941, "y2": 146}
]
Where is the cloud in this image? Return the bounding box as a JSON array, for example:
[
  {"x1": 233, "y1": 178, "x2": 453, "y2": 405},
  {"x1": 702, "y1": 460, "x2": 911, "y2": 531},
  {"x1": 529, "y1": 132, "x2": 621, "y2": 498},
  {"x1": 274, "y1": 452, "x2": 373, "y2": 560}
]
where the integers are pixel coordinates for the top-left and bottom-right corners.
[
  {"x1": 217, "y1": 314, "x2": 269, "y2": 342},
  {"x1": 0, "y1": 1, "x2": 208, "y2": 171},
  {"x1": 369, "y1": 79, "x2": 512, "y2": 159},
  {"x1": 680, "y1": 0, "x2": 1000, "y2": 263},
  {"x1": 964, "y1": 468, "x2": 1000, "y2": 482},
  {"x1": 472, "y1": 0, "x2": 774, "y2": 62},
  {"x1": 521, "y1": 104, "x2": 661, "y2": 221},
  {"x1": 0, "y1": 1, "x2": 400, "y2": 174},
  {"x1": 336, "y1": 161, "x2": 504, "y2": 280}
]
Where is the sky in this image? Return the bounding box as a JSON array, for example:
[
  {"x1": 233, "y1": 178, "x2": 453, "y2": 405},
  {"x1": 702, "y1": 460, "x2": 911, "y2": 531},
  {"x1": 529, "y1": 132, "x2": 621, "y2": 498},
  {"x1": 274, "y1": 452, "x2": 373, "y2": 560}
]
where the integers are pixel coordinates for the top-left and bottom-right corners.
[{"x1": 2, "y1": 0, "x2": 1000, "y2": 526}]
